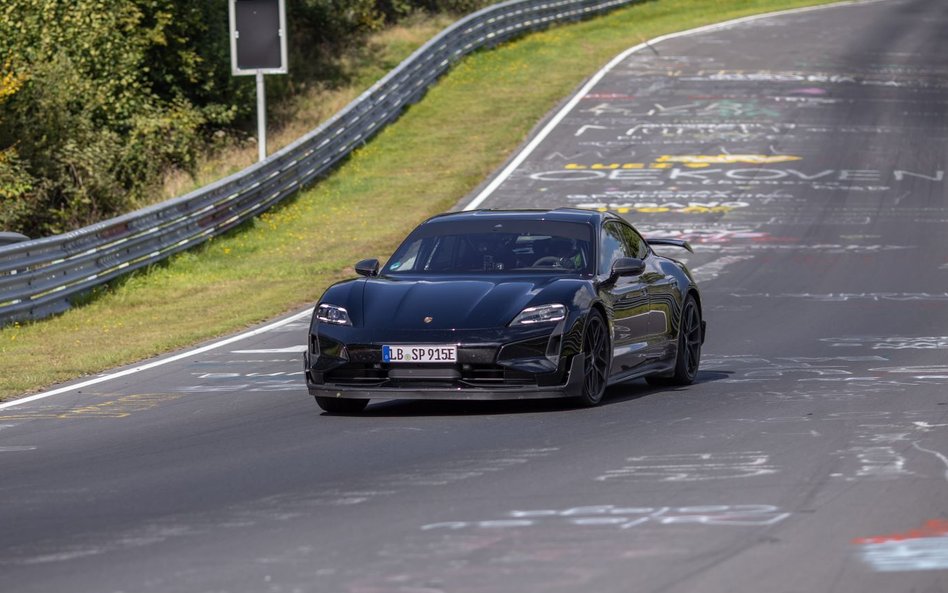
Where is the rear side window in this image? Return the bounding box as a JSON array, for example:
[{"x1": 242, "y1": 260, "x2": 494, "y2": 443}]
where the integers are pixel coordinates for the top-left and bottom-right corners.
[
  {"x1": 600, "y1": 221, "x2": 649, "y2": 274},
  {"x1": 618, "y1": 224, "x2": 649, "y2": 259},
  {"x1": 599, "y1": 222, "x2": 632, "y2": 274}
]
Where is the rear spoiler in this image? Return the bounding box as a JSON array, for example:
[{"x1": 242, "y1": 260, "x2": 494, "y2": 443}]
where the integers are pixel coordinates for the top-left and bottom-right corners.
[{"x1": 647, "y1": 238, "x2": 694, "y2": 253}]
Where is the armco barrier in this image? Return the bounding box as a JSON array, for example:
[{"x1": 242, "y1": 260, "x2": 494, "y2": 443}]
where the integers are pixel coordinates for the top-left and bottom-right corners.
[
  {"x1": 0, "y1": 0, "x2": 637, "y2": 326},
  {"x1": 0, "y1": 233, "x2": 30, "y2": 246}
]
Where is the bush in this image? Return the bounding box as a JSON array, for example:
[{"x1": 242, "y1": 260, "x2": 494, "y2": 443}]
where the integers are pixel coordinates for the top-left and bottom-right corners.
[
  {"x1": 0, "y1": 1, "x2": 219, "y2": 234},
  {"x1": 0, "y1": 64, "x2": 33, "y2": 217},
  {"x1": 0, "y1": 0, "x2": 494, "y2": 237}
]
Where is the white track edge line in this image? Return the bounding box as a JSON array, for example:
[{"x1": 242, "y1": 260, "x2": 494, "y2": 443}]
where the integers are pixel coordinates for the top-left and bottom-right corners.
[
  {"x1": 463, "y1": 0, "x2": 882, "y2": 211},
  {"x1": 0, "y1": 308, "x2": 314, "y2": 410}
]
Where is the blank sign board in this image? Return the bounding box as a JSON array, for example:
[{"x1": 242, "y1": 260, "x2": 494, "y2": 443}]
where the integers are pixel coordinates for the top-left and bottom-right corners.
[{"x1": 229, "y1": 0, "x2": 287, "y2": 75}]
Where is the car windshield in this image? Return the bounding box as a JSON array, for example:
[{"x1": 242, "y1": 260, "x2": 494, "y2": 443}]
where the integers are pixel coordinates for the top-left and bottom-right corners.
[{"x1": 383, "y1": 219, "x2": 594, "y2": 275}]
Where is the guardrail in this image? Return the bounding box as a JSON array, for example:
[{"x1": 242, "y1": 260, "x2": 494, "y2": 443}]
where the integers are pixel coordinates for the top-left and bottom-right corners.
[
  {"x1": 0, "y1": 0, "x2": 637, "y2": 326},
  {"x1": 0, "y1": 233, "x2": 30, "y2": 247}
]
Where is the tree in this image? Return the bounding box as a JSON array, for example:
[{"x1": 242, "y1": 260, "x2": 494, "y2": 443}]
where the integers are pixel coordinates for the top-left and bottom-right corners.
[
  {"x1": 0, "y1": 0, "x2": 494, "y2": 236},
  {"x1": 0, "y1": 63, "x2": 34, "y2": 230},
  {"x1": 0, "y1": 1, "x2": 219, "y2": 235}
]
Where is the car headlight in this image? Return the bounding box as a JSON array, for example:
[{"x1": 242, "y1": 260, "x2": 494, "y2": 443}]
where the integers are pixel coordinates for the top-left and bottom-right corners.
[
  {"x1": 316, "y1": 303, "x2": 352, "y2": 326},
  {"x1": 510, "y1": 304, "x2": 567, "y2": 326}
]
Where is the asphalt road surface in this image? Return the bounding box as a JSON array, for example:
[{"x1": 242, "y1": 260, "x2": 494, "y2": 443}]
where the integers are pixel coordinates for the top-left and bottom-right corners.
[{"x1": 2, "y1": 1, "x2": 947, "y2": 591}]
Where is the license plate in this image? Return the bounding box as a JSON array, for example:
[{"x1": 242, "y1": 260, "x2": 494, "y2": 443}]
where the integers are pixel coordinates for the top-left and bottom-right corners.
[{"x1": 382, "y1": 345, "x2": 457, "y2": 363}]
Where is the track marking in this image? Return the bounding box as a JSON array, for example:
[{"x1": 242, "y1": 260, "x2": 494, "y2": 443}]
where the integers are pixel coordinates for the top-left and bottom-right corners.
[
  {"x1": 463, "y1": 0, "x2": 884, "y2": 210},
  {"x1": 0, "y1": 308, "x2": 313, "y2": 411},
  {"x1": 231, "y1": 346, "x2": 307, "y2": 354},
  {"x1": 912, "y1": 441, "x2": 948, "y2": 481}
]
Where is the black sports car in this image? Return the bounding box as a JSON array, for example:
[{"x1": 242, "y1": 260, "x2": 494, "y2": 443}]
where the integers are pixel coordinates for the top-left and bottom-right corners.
[{"x1": 304, "y1": 209, "x2": 705, "y2": 413}]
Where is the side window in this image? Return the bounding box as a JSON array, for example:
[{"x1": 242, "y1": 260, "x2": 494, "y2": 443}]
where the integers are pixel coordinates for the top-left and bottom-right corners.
[
  {"x1": 619, "y1": 224, "x2": 649, "y2": 259},
  {"x1": 599, "y1": 222, "x2": 633, "y2": 274}
]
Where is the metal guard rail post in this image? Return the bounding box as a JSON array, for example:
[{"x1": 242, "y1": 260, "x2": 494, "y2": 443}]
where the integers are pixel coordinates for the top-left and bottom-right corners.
[{"x1": 0, "y1": 0, "x2": 638, "y2": 326}]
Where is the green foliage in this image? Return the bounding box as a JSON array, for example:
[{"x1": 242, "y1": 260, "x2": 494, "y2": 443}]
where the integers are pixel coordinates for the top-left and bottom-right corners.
[
  {"x1": 139, "y1": 2, "x2": 251, "y2": 123},
  {"x1": 410, "y1": 0, "x2": 494, "y2": 14},
  {"x1": 0, "y1": 64, "x2": 33, "y2": 208},
  {"x1": 0, "y1": 0, "x2": 493, "y2": 237},
  {"x1": 0, "y1": 1, "x2": 217, "y2": 234},
  {"x1": 374, "y1": 0, "x2": 493, "y2": 22}
]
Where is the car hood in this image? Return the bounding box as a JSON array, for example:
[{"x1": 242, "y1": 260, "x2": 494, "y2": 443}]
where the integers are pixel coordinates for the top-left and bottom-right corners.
[{"x1": 360, "y1": 275, "x2": 565, "y2": 330}]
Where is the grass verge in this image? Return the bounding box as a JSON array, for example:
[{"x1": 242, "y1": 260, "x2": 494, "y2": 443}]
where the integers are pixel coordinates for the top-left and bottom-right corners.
[{"x1": 0, "y1": 0, "x2": 838, "y2": 400}]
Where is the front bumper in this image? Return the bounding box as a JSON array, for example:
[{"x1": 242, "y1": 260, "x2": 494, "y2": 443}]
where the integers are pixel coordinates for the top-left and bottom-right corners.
[
  {"x1": 304, "y1": 322, "x2": 585, "y2": 401},
  {"x1": 306, "y1": 352, "x2": 584, "y2": 400}
]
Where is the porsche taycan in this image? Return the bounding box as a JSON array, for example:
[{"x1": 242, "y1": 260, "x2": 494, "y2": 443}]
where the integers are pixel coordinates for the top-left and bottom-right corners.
[{"x1": 304, "y1": 209, "x2": 705, "y2": 413}]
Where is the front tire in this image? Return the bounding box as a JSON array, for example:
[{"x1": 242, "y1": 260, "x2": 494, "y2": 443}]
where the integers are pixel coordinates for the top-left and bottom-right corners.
[
  {"x1": 575, "y1": 309, "x2": 611, "y2": 406},
  {"x1": 647, "y1": 294, "x2": 702, "y2": 387},
  {"x1": 315, "y1": 396, "x2": 369, "y2": 414}
]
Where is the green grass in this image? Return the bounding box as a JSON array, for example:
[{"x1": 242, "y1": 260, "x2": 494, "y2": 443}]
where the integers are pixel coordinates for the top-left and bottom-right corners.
[{"x1": 0, "y1": 0, "x2": 838, "y2": 400}]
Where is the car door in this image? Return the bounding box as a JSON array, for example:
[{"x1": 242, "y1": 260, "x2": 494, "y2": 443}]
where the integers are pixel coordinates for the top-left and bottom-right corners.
[
  {"x1": 619, "y1": 224, "x2": 676, "y2": 356},
  {"x1": 599, "y1": 221, "x2": 650, "y2": 374}
]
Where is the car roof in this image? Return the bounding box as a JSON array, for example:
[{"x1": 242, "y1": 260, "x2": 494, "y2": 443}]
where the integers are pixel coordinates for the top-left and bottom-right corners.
[{"x1": 422, "y1": 208, "x2": 614, "y2": 226}]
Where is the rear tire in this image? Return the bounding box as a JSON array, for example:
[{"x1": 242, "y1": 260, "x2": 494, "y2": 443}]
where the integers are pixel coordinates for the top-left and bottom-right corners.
[
  {"x1": 646, "y1": 295, "x2": 702, "y2": 387},
  {"x1": 315, "y1": 396, "x2": 369, "y2": 414},
  {"x1": 574, "y1": 310, "x2": 611, "y2": 407}
]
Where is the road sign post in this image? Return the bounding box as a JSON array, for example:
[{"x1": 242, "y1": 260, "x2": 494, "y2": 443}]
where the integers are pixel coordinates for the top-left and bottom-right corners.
[
  {"x1": 256, "y1": 71, "x2": 266, "y2": 162},
  {"x1": 228, "y1": 0, "x2": 288, "y2": 162}
]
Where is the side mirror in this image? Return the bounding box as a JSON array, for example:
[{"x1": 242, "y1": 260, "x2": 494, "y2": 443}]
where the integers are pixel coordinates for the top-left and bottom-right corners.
[
  {"x1": 611, "y1": 257, "x2": 645, "y2": 278},
  {"x1": 355, "y1": 258, "x2": 380, "y2": 277}
]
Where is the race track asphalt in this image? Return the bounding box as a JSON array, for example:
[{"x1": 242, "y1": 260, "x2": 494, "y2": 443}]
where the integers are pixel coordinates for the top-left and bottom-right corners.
[{"x1": 1, "y1": 1, "x2": 946, "y2": 591}]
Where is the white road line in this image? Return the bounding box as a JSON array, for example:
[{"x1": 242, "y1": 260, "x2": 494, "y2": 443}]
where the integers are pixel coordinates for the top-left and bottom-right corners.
[
  {"x1": 231, "y1": 346, "x2": 308, "y2": 354},
  {"x1": 688, "y1": 255, "x2": 756, "y2": 284},
  {"x1": 912, "y1": 441, "x2": 948, "y2": 482},
  {"x1": 462, "y1": 0, "x2": 883, "y2": 211},
  {"x1": 0, "y1": 308, "x2": 313, "y2": 411}
]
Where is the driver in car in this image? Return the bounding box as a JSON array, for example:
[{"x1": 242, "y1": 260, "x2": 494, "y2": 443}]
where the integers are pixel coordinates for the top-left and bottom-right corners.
[{"x1": 533, "y1": 237, "x2": 582, "y2": 269}]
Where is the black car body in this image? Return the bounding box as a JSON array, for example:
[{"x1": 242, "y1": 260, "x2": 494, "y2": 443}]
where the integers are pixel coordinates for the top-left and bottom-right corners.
[{"x1": 304, "y1": 209, "x2": 705, "y2": 412}]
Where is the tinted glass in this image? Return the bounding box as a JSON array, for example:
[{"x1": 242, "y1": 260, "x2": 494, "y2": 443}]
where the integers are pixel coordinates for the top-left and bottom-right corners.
[
  {"x1": 383, "y1": 220, "x2": 594, "y2": 275},
  {"x1": 619, "y1": 223, "x2": 649, "y2": 259},
  {"x1": 600, "y1": 222, "x2": 633, "y2": 274}
]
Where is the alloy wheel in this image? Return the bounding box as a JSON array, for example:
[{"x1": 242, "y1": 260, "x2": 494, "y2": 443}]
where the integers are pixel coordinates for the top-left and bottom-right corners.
[
  {"x1": 681, "y1": 300, "x2": 702, "y2": 379},
  {"x1": 582, "y1": 312, "x2": 610, "y2": 404}
]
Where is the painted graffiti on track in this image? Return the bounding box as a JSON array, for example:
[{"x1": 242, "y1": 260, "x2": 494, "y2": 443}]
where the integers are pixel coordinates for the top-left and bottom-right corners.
[
  {"x1": 421, "y1": 504, "x2": 791, "y2": 532},
  {"x1": 699, "y1": 354, "x2": 948, "y2": 390},
  {"x1": 823, "y1": 336, "x2": 948, "y2": 349},
  {"x1": 732, "y1": 293, "x2": 948, "y2": 303},
  {"x1": 596, "y1": 452, "x2": 778, "y2": 482},
  {"x1": 855, "y1": 520, "x2": 948, "y2": 572},
  {"x1": 528, "y1": 164, "x2": 943, "y2": 188}
]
